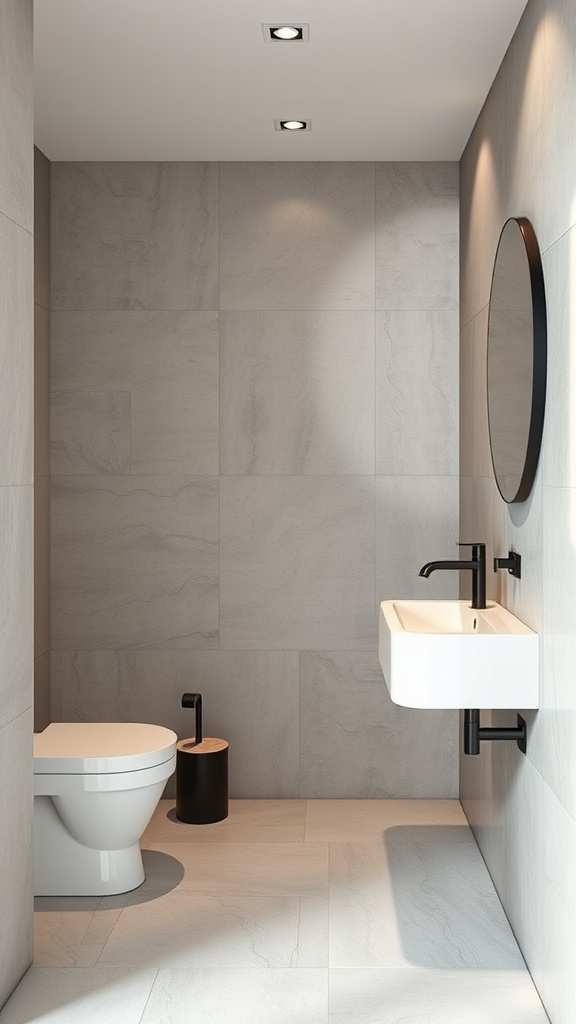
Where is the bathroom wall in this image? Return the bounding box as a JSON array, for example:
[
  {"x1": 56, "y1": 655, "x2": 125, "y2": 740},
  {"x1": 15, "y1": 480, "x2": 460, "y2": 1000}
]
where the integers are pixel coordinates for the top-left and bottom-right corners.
[
  {"x1": 50, "y1": 161, "x2": 460, "y2": 798},
  {"x1": 0, "y1": 0, "x2": 34, "y2": 1008},
  {"x1": 460, "y1": 1, "x2": 576, "y2": 1021},
  {"x1": 34, "y1": 147, "x2": 51, "y2": 732}
]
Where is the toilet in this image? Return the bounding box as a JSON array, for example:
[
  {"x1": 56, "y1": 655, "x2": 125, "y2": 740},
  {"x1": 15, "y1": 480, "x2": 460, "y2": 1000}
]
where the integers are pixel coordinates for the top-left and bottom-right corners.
[{"x1": 33, "y1": 722, "x2": 177, "y2": 897}]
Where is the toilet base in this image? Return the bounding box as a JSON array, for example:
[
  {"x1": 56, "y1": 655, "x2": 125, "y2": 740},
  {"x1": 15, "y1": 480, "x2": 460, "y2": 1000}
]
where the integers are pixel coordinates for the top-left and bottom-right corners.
[{"x1": 34, "y1": 796, "x2": 145, "y2": 896}]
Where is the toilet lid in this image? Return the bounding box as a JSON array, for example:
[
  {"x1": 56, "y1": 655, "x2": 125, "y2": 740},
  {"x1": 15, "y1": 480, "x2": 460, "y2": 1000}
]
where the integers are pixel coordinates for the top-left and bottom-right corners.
[{"x1": 34, "y1": 723, "x2": 178, "y2": 775}]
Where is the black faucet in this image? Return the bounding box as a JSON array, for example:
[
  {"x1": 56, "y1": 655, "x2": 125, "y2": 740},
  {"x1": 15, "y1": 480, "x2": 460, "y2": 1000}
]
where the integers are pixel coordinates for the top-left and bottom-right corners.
[{"x1": 419, "y1": 542, "x2": 486, "y2": 609}]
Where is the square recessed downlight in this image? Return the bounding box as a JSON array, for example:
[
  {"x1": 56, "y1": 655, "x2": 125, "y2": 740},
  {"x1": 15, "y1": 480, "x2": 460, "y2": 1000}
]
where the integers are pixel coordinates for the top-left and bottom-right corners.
[
  {"x1": 262, "y1": 23, "x2": 309, "y2": 42},
  {"x1": 274, "y1": 119, "x2": 312, "y2": 132}
]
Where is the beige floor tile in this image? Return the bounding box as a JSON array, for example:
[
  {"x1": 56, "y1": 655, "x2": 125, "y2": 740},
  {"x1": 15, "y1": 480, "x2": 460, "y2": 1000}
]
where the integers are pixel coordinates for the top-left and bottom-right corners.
[
  {"x1": 97, "y1": 892, "x2": 328, "y2": 968},
  {"x1": 329, "y1": 969, "x2": 549, "y2": 1024},
  {"x1": 34, "y1": 903, "x2": 122, "y2": 967},
  {"x1": 305, "y1": 799, "x2": 466, "y2": 842},
  {"x1": 0, "y1": 967, "x2": 157, "y2": 1024},
  {"x1": 142, "y1": 799, "x2": 307, "y2": 846},
  {"x1": 141, "y1": 968, "x2": 329, "y2": 1024},
  {"x1": 141, "y1": 841, "x2": 329, "y2": 897}
]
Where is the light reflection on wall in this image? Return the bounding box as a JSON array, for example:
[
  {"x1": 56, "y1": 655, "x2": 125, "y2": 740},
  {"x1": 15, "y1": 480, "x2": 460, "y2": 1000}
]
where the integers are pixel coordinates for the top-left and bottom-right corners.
[{"x1": 267, "y1": 197, "x2": 343, "y2": 236}]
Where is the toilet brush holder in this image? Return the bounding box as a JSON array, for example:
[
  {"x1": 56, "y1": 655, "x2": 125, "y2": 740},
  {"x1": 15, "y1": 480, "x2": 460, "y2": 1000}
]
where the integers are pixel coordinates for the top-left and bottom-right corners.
[{"x1": 175, "y1": 693, "x2": 229, "y2": 824}]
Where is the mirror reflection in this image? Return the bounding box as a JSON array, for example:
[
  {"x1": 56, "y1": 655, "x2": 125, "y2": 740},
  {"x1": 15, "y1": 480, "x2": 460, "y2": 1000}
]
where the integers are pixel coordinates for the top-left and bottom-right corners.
[{"x1": 487, "y1": 217, "x2": 547, "y2": 504}]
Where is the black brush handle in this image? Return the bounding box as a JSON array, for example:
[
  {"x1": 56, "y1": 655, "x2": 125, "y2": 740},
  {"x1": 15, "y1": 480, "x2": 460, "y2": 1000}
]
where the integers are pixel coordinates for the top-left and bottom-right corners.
[{"x1": 181, "y1": 692, "x2": 203, "y2": 745}]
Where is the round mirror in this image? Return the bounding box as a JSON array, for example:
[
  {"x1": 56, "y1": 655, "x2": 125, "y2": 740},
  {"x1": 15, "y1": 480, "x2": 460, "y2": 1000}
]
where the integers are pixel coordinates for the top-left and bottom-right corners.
[{"x1": 487, "y1": 217, "x2": 547, "y2": 503}]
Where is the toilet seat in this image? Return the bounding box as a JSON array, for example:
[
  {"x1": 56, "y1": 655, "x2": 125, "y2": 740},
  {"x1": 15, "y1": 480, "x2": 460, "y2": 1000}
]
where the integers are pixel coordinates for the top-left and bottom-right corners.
[{"x1": 34, "y1": 722, "x2": 177, "y2": 775}]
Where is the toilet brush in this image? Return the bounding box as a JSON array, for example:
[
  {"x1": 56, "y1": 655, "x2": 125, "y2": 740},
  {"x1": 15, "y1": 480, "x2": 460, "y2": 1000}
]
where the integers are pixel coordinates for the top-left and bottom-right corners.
[{"x1": 175, "y1": 692, "x2": 229, "y2": 824}]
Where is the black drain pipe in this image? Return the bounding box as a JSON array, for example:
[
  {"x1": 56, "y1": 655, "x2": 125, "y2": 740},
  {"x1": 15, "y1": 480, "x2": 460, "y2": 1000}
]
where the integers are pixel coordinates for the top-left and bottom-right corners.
[{"x1": 464, "y1": 709, "x2": 527, "y2": 755}]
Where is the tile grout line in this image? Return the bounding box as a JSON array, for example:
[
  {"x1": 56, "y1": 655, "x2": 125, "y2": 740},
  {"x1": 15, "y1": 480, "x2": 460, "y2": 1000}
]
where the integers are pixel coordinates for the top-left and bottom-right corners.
[
  {"x1": 217, "y1": 160, "x2": 221, "y2": 651},
  {"x1": 327, "y1": 840, "x2": 332, "y2": 979},
  {"x1": 136, "y1": 968, "x2": 161, "y2": 1024}
]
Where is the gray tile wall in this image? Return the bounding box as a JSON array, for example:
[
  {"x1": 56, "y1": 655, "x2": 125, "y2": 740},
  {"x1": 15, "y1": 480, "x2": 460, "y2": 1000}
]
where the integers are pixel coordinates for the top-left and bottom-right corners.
[
  {"x1": 460, "y1": 1, "x2": 576, "y2": 1021},
  {"x1": 34, "y1": 147, "x2": 51, "y2": 732},
  {"x1": 50, "y1": 160, "x2": 459, "y2": 798},
  {"x1": 0, "y1": 0, "x2": 34, "y2": 1009}
]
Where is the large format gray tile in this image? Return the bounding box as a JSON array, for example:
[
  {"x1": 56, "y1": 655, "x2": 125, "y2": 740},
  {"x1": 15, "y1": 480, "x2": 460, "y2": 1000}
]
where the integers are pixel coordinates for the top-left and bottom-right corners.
[
  {"x1": 502, "y1": 0, "x2": 547, "y2": 237},
  {"x1": 0, "y1": 0, "x2": 33, "y2": 233},
  {"x1": 329, "y1": 828, "x2": 526, "y2": 969},
  {"x1": 34, "y1": 147, "x2": 50, "y2": 309},
  {"x1": 51, "y1": 310, "x2": 219, "y2": 476},
  {"x1": 0, "y1": 967, "x2": 157, "y2": 1024},
  {"x1": 459, "y1": 306, "x2": 493, "y2": 480},
  {"x1": 459, "y1": 65, "x2": 506, "y2": 328},
  {"x1": 51, "y1": 650, "x2": 300, "y2": 798},
  {"x1": 97, "y1": 891, "x2": 328, "y2": 968},
  {"x1": 140, "y1": 969, "x2": 329, "y2": 1024},
  {"x1": 504, "y1": 462, "x2": 544, "y2": 633},
  {"x1": 498, "y1": 753, "x2": 576, "y2": 1024},
  {"x1": 376, "y1": 163, "x2": 458, "y2": 311},
  {"x1": 33, "y1": 652, "x2": 50, "y2": 734},
  {"x1": 375, "y1": 476, "x2": 459, "y2": 603},
  {"x1": 463, "y1": 475, "x2": 506, "y2": 605},
  {"x1": 34, "y1": 475, "x2": 50, "y2": 659},
  {"x1": 376, "y1": 311, "x2": 458, "y2": 475},
  {"x1": 0, "y1": 487, "x2": 33, "y2": 732},
  {"x1": 0, "y1": 710, "x2": 33, "y2": 1010},
  {"x1": 465, "y1": 742, "x2": 576, "y2": 1024},
  {"x1": 299, "y1": 652, "x2": 458, "y2": 798},
  {"x1": 459, "y1": 322, "x2": 474, "y2": 479},
  {"x1": 221, "y1": 311, "x2": 375, "y2": 475},
  {"x1": 51, "y1": 391, "x2": 131, "y2": 475},
  {"x1": 530, "y1": 485, "x2": 576, "y2": 821},
  {"x1": 51, "y1": 162, "x2": 219, "y2": 310},
  {"x1": 51, "y1": 477, "x2": 218, "y2": 650},
  {"x1": 220, "y1": 476, "x2": 375, "y2": 650},
  {"x1": 34, "y1": 303, "x2": 50, "y2": 477},
  {"x1": 50, "y1": 650, "x2": 121, "y2": 723},
  {"x1": 329, "y1": 969, "x2": 549, "y2": 1024},
  {"x1": 220, "y1": 162, "x2": 375, "y2": 310},
  {"x1": 540, "y1": 0, "x2": 576, "y2": 251},
  {"x1": 540, "y1": 230, "x2": 576, "y2": 488},
  {"x1": 0, "y1": 215, "x2": 33, "y2": 486}
]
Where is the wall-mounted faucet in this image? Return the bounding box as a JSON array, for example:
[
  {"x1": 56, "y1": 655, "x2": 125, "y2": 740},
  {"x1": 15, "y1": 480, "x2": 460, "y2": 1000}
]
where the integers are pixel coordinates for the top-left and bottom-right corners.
[{"x1": 419, "y1": 542, "x2": 486, "y2": 609}]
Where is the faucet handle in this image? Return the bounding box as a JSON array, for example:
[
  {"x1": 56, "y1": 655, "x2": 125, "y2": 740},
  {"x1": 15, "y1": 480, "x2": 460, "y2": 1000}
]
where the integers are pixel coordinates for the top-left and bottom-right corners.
[{"x1": 457, "y1": 541, "x2": 486, "y2": 558}]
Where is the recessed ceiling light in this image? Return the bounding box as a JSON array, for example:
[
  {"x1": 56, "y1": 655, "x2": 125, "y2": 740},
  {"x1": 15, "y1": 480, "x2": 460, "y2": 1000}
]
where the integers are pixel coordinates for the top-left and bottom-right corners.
[
  {"x1": 274, "y1": 119, "x2": 311, "y2": 132},
  {"x1": 262, "y1": 23, "x2": 309, "y2": 43},
  {"x1": 271, "y1": 25, "x2": 301, "y2": 40}
]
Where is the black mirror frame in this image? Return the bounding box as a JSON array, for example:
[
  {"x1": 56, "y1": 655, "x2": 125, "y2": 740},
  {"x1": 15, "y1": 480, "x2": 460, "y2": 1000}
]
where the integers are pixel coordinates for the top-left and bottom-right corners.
[{"x1": 487, "y1": 216, "x2": 547, "y2": 504}]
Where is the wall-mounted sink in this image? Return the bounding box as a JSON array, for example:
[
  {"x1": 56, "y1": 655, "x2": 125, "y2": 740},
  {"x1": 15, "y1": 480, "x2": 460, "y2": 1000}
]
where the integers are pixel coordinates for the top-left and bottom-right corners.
[{"x1": 378, "y1": 600, "x2": 538, "y2": 709}]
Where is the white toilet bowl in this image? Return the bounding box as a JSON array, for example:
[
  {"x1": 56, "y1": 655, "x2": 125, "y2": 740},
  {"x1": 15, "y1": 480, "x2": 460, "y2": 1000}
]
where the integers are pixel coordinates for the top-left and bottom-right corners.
[{"x1": 34, "y1": 722, "x2": 177, "y2": 896}]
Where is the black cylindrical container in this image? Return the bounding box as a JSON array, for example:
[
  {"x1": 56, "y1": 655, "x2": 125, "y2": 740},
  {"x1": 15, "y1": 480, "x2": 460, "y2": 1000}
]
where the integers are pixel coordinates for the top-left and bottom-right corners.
[{"x1": 175, "y1": 737, "x2": 229, "y2": 824}]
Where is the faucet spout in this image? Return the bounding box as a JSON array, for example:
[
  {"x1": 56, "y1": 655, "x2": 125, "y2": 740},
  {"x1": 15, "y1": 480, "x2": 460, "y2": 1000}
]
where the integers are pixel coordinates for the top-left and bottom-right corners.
[
  {"x1": 418, "y1": 542, "x2": 486, "y2": 609},
  {"x1": 419, "y1": 559, "x2": 474, "y2": 578}
]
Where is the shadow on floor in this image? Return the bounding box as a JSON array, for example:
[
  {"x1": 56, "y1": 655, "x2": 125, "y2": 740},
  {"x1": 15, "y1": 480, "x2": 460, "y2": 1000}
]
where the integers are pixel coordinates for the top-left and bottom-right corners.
[
  {"x1": 34, "y1": 850, "x2": 185, "y2": 912},
  {"x1": 384, "y1": 825, "x2": 524, "y2": 970}
]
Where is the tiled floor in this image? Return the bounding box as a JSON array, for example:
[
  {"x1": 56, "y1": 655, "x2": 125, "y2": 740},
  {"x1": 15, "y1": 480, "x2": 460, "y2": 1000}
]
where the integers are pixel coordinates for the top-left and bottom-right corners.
[{"x1": 0, "y1": 800, "x2": 550, "y2": 1023}]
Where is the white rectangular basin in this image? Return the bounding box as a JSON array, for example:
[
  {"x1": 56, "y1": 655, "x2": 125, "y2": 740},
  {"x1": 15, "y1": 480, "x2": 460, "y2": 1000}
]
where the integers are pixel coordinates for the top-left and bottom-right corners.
[{"x1": 378, "y1": 599, "x2": 539, "y2": 709}]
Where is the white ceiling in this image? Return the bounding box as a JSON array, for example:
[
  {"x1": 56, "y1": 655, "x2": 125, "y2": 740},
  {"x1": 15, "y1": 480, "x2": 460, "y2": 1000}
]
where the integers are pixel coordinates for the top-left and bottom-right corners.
[{"x1": 34, "y1": 0, "x2": 529, "y2": 162}]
